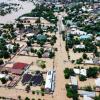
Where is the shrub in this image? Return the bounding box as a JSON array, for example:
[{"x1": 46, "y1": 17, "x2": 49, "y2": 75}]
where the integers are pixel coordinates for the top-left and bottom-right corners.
[
  {"x1": 76, "y1": 58, "x2": 83, "y2": 64},
  {"x1": 32, "y1": 91, "x2": 35, "y2": 94},
  {"x1": 64, "y1": 68, "x2": 75, "y2": 79},
  {"x1": 0, "y1": 60, "x2": 4, "y2": 65},
  {"x1": 32, "y1": 98, "x2": 35, "y2": 100},
  {"x1": 82, "y1": 53, "x2": 88, "y2": 59},
  {"x1": 66, "y1": 85, "x2": 79, "y2": 100},
  {"x1": 84, "y1": 86, "x2": 92, "y2": 91},
  {"x1": 25, "y1": 97, "x2": 30, "y2": 100},
  {"x1": 79, "y1": 75, "x2": 87, "y2": 81},
  {"x1": 87, "y1": 67, "x2": 98, "y2": 78},
  {"x1": 94, "y1": 95, "x2": 100, "y2": 100},
  {"x1": 1, "y1": 78, "x2": 7, "y2": 84}
]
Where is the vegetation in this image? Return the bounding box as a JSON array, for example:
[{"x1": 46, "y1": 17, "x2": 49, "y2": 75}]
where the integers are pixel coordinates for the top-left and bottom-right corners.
[
  {"x1": 76, "y1": 58, "x2": 83, "y2": 64},
  {"x1": 65, "y1": 84, "x2": 79, "y2": 100},
  {"x1": 94, "y1": 95, "x2": 100, "y2": 100},
  {"x1": 87, "y1": 67, "x2": 98, "y2": 78},
  {"x1": 79, "y1": 75, "x2": 87, "y2": 81},
  {"x1": 25, "y1": 97, "x2": 30, "y2": 100},
  {"x1": 64, "y1": 68, "x2": 75, "y2": 79},
  {"x1": 36, "y1": 60, "x2": 46, "y2": 69},
  {"x1": 84, "y1": 86, "x2": 92, "y2": 91},
  {"x1": 1, "y1": 78, "x2": 7, "y2": 84},
  {"x1": 25, "y1": 85, "x2": 30, "y2": 93},
  {"x1": 21, "y1": 5, "x2": 58, "y2": 24}
]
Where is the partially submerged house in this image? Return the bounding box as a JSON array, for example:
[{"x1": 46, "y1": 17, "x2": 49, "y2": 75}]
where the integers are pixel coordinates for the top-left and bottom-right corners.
[
  {"x1": 74, "y1": 44, "x2": 85, "y2": 49},
  {"x1": 84, "y1": 57, "x2": 100, "y2": 65},
  {"x1": 95, "y1": 78, "x2": 100, "y2": 91},
  {"x1": 10, "y1": 62, "x2": 28, "y2": 75},
  {"x1": 70, "y1": 76, "x2": 78, "y2": 86},
  {"x1": 79, "y1": 90, "x2": 95, "y2": 98},
  {"x1": 83, "y1": 95, "x2": 93, "y2": 100},
  {"x1": 70, "y1": 28, "x2": 87, "y2": 36},
  {"x1": 22, "y1": 71, "x2": 44, "y2": 86},
  {"x1": 73, "y1": 68, "x2": 87, "y2": 76}
]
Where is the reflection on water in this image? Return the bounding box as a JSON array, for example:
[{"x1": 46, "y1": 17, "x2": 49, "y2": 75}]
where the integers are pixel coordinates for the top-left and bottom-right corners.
[{"x1": 0, "y1": 0, "x2": 35, "y2": 24}]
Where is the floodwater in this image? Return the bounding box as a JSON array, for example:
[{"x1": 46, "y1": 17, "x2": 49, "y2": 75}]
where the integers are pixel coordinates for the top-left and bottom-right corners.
[{"x1": 0, "y1": 0, "x2": 35, "y2": 24}]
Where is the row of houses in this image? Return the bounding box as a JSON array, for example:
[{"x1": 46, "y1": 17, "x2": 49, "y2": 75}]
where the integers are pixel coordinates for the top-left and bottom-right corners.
[{"x1": 69, "y1": 75, "x2": 100, "y2": 100}]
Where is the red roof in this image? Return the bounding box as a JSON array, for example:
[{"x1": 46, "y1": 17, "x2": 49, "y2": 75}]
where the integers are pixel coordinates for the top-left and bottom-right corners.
[{"x1": 12, "y1": 62, "x2": 28, "y2": 70}]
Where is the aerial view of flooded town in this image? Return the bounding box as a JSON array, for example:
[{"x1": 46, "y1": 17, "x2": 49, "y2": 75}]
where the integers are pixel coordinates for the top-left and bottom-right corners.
[{"x1": 0, "y1": 0, "x2": 100, "y2": 100}]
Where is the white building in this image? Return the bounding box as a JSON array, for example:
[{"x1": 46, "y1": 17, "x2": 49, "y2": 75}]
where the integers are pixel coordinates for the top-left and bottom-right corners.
[
  {"x1": 95, "y1": 78, "x2": 100, "y2": 87},
  {"x1": 96, "y1": 36, "x2": 100, "y2": 41},
  {"x1": 70, "y1": 76, "x2": 78, "y2": 86},
  {"x1": 45, "y1": 69, "x2": 55, "y2": 93},
  {"x1": 73, "y1": 68, "x2": 87, "y2": 76},
  {"x1": 74, "y1": 44, "x2": 85, "y2": 49},
  {"x1": 0, "y1": 73, "x2": 9, "y2": 80},
  {"x1": 70, "y1": 28, "x2": 87, "y2": 36},
  {"x1": 79, "y1": 90, "x2": 95, "y2": 97},
  {"x1": 83, "y1": 95, "x2": 93, "y2": 100}
]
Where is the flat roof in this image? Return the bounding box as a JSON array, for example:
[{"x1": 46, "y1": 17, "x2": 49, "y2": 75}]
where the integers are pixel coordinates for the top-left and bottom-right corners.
[
  {"x1": 79, "y1": 90, "x2": 95, "y2": 97},
  {"x1": 95, "y1": 78, "x2": 100, "y2": 87},
  {"x1": 70, "y1": 76, "x2": 78, "y2": 86}
]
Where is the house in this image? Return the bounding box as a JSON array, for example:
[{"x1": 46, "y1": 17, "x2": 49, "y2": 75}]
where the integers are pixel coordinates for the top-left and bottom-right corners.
[
  {"x1": 83, "y1": 95, "x2": 93, "y2": 100},
  {"x1": 0, "y1": 73, "x2": 9, "y2": 80},
  {"x1": 73, "y1": 68, "x2": 87, "y2": 76},
  {"x1": 95, "y1": 78, "x2": 100, "y2": 91},
  {"x1": 22, "y1": 71, "x2": 43, "y2": 86},
  {"x1": 80, "y1": 34, "x2": 93, "y2": 40},
  {"x1": 85, "y1": 57, "x2": 100, "y2": 65},
  {"x1": 42, "y1": 52, "x2": 50, "y2": 58},
  {"x1": 73, "y1": 68, "x2": 80, "y2": 75},
  {"x1": 6, "y1": 44, "x2": 14, "y2": 50},
  {"x1": 30, "y1": 72, "x2": 43, "y2": 86},
  {"x1": 22, "y1": 74, "x2": 32, "y2": 85},
  {"x1": 10, "y1": 62, "x2": 28, "y2": 75},
  {"x1": 74, "y1": 44, "x2": 85, "y2": 49},
  {"x1": 26, "y1": 33, "x2": 34, "y2": 38},
  {"x1": 70, "y1": 28, "x2": 87, "y2": 36},
  {"x1": 45, "y1": 69, "x2": 55, "y2": 93},
  {"x1": 70, "y1": 76, "x2": 78, "y2": 86},
  {"x1": 96, "y1": 36, "x2": 100, "y2": 41},
  {"x1": 80, "y1": 69, "x2": 87, "y2": 76},
  {"x1": 79, "y1": 90, "x2": 95, "y2": 97}
]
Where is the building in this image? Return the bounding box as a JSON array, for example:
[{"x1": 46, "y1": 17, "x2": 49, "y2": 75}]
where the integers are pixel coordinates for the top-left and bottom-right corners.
[
  {"x1": 45, "y1": 69, "x2": 55, "y2": 93},
  {"x1": 95, "y1": 78, "x2": 100, "y2": 91},
  {"x1": 83, "y1": 95, "x2": 93, "y2": 100},
  {"x1": 10, "y1": 62, "x2": 28, "y2": 75},
  {"x1": 70, "y1": 28, "x2": 87, "y2": 36},
  {"x1": 70, "y1": 76, "x2": 78, "y2": 89},
  {"x1": 22, "y1": 71, "x2": 44, "y2": 86},
  {"x1": 73, "y1": 68, "x2": 87, "y2": 76},
  {"x1": 22, "y1": 74, "x2": 32, "y2": 85},
  {"x1": 74, "y1": 44, "x2": 85, "y2": 49},
  {"x1": 79, "y1": 90, "x2": 95, "y2": 97},
  {"x1": 96, "y1": 36, "x2": 100, "y2": 41}
]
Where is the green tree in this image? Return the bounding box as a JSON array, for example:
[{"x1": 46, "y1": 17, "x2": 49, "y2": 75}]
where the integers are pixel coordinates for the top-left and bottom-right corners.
[
  {"x1": 87, "y1": 67, "x2": 98, "y2": 78},
  {"x1": 25, "y1": 97, "x2": 30, "y2": 100},
  {"x1": 1, "y1": 78, "x2": 7, "y2": 84},
  {"x1": 79, "y1": 75, "x2": 87, "y2": 81},
  {"x1": 25, "y1": 85, "x2": 30, "y2": 93}
]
